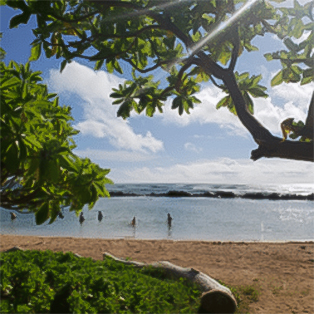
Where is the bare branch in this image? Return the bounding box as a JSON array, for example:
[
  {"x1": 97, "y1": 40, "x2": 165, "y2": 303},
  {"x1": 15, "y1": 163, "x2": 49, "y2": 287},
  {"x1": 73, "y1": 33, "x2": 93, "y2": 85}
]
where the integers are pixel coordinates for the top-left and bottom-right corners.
[
  {"x1": 123, "y1": 58, "x2": 169, "y2": 73},
  {"x1": 305, "y1": 91, "x2": 314, "y2": 131},
  {"x1": 228, "y1": 27, "x2": 240, "y2": 71},
  {"x1": 175, "y1": 58, "x2": 198, "y2": 92},
  {"x1": 251, "y1": 140, "x2": 313, "y2": 162}
]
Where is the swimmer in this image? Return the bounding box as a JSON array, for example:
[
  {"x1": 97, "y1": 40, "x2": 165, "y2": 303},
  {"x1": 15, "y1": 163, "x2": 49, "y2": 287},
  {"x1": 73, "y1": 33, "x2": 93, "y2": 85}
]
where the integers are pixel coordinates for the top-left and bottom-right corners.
[
  {"x1": 10, "y1": 212, "x2": 17, "y2": 220},
  {"x1": 131, "y1": 216, "x2": 136, "y2": 227},
  {"x1": 167, "y1": 213, "x2": 172, "y2": 227},
  {"x1": 98, "y1": 211, "x2": 103, "y2": 221},
  {"x1": 79, "y1": 212, "x2": 85, "y2": 224}
]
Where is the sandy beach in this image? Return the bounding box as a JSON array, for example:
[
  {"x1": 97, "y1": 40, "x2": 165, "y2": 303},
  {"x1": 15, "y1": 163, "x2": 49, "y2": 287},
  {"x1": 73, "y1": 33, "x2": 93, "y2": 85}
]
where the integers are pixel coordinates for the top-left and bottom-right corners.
[{"x1": 1, "y1": 234, "x2": 313, "y2": 313}]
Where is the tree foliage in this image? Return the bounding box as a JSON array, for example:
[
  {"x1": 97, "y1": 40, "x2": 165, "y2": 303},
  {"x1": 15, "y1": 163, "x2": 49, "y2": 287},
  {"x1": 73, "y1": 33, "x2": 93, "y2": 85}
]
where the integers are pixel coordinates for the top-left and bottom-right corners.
[
  {"x1": 0, "y1": 59, "x2": 112, "y2": 224},
  {"x1": 3, "y1": 0, "x2": 314, "y2": 162}
]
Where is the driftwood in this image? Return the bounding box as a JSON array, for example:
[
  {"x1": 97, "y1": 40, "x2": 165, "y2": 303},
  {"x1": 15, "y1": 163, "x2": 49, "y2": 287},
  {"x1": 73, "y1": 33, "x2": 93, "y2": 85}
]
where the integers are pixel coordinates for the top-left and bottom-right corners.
[{"x1": 103, "y1": 252, "x2": 237, "y2": 313}]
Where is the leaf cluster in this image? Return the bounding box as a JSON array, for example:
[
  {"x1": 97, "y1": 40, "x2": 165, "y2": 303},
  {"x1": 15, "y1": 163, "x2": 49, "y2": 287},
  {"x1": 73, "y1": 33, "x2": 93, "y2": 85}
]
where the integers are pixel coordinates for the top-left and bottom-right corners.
[
  {"x1": 217, "y1": 72, "x2": 267, "y2": 115},
  {"x1": 2, "y1": 0, "x2": 288, "y2": 118},
  {"x1": 0, "y1": 250, "x2": 201, "y2": 313},
  {"x1": 1, "y1": 60, "x2": 112, "y2": 224},
  {"x1": 264, "y1": 0, "x2": 314, "y2": 86},
  {"x1": 3, "y1": 0, "x2": 313, "y2": 146}
]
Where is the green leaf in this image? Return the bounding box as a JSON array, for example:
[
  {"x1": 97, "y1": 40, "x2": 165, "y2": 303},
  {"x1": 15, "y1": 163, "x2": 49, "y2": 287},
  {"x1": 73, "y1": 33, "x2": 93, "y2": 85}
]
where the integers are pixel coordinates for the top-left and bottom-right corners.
[
  {"x1": 29, "y1": 43, "x2": 41, "y2": 61},
  {"x1": 9, "y1": 11, "x2": 31, "y2": 28},
  {"x1": 47, "y1": 160, "x2": 60, "y2": 183},
  {"x1": 1, "y1": 76, "x2": 20, "y2": 89},
  {"x1": 117, "y1": 100, "x2": 132, "y2": 119},
  {"x1": 35, "y1": 202, "x2": 49, "y2": 225},
  {"x1": 106, "y1": 59, "x2": 114, "y2": 73},
  {"x1": 271, "y1": 70, "x2": 283, "y2": 86},
  {"x1": 216, "y1": 96, "x2": 230, "y2": 109},
  {"x1": 60, "y1": 60, "x2": 67, "y2": 73},
  {"x1": 95, "y1": 60, "x2": 104, "y2": 70},
  {"x1": 264, "y1": 53, "x2": 274, "y2": 61},
  {"x1": 248, "y1": 87, "x2": 268, "y2": 98}
]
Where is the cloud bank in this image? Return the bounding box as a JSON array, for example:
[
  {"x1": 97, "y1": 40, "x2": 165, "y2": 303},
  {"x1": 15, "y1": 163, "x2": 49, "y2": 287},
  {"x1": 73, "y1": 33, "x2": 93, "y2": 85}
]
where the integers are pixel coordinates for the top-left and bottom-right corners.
[
  {"x1": 110, "y1": 158, "x2": 314, "y2": 185},
  {"x1": 49, "y1": 62, "x2": 163, "y2": 153}
]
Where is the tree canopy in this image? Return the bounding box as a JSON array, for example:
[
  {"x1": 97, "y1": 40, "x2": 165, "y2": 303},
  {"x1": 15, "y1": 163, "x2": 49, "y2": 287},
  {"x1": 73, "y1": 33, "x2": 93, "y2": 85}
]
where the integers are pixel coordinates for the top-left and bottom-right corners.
[
  {"x1": 3, "y1": 0, "x2": 314, "y2": 163},
  {"x1": 0, "y1": 59, "x2": 112, "y2": 224}
]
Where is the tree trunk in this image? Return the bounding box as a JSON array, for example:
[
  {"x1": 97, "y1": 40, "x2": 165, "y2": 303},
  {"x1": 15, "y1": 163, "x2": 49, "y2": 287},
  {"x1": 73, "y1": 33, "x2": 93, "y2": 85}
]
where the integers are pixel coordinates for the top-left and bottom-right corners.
[{"x1": 103, "y1": 252, "x2": 237, "y2": 313}]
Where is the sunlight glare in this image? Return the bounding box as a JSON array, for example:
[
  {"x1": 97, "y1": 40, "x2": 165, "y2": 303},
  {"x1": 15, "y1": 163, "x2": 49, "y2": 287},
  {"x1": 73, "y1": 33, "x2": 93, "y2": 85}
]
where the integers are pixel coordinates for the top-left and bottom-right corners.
[{"x1": 188, "y1": 0, "x2": 261, "y2": 57}]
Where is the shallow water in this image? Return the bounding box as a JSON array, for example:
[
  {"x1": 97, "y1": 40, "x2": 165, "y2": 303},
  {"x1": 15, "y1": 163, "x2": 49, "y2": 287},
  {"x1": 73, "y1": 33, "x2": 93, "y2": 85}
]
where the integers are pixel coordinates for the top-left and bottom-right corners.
[{"x1": 1, "y1": 196, "x2": 313, "y2": 241}]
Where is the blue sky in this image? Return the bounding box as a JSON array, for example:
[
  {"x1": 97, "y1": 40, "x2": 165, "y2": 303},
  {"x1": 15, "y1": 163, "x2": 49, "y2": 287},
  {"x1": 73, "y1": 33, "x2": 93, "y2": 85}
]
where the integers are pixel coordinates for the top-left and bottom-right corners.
[{"x1": 1, "y1": 1, "x2": 314, "y2": 185}]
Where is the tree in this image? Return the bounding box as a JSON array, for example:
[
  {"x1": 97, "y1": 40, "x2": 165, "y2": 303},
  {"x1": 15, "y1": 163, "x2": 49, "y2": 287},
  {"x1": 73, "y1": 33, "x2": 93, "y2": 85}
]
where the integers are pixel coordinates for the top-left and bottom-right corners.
[
  {"x1": 3, "y1": 0, "x2": 314, "y2": 162},
  {"x1": 1, "y1": 59, "x2": 112, "y2": 224}
]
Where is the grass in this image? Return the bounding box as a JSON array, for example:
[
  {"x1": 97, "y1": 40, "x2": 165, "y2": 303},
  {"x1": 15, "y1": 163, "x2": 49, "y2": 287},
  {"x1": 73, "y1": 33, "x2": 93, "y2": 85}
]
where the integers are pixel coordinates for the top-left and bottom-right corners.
[
  {"x1": 0, "y1": 250, "x2": 202, "y2": 313},
  {"x1": 218, "y1": 280, "x2": 261, "y2": 314}
]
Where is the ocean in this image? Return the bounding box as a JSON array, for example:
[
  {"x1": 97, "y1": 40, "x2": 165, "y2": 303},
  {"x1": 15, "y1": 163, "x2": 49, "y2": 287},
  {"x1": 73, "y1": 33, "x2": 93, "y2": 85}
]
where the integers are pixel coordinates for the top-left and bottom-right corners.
[{"x1": 1, "y1": 183, "x2": 313, "y2": 242}]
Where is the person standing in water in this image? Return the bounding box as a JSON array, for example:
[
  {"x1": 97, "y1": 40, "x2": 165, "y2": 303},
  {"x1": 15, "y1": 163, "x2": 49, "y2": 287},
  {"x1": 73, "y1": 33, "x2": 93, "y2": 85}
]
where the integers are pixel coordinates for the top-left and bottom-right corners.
[
  {"x1": 131, "y1": 216, "x2": 136, "y2": 227},
  {"x1": 98, "y1": 211, "x2": 103, "y2": 222},
  {"x1": 79, "y1": 212, "x2": 85, "y2": 224},
  {"x1": 167, "y1": 213, "x2": 172, "y2": 228}
]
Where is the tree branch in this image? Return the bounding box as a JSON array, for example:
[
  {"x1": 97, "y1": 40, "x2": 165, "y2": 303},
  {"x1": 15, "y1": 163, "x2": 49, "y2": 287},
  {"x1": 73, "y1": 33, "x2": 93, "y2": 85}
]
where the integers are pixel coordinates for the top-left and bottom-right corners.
[
  {"x1": 48, "y1": 11, "x2": 101, "y2": 23},
  {"x1": 123, "y1": 58, "x2": 169, "y2": 73},
  {"x1": 175, "y1": 58, "x2": 199, "y2": 92},
  {"x1": 305, "y1": 91, "x2": 314, "y2": 131},
  {"x1": 228, "y1": 27, "x2": 240, "y2": 71},
  {"x1": 223, "y1": 71, "x2": 274, "y2": 143},
  {"x1": 251, "y1": 140, "x2": 313, "y2": 162}
]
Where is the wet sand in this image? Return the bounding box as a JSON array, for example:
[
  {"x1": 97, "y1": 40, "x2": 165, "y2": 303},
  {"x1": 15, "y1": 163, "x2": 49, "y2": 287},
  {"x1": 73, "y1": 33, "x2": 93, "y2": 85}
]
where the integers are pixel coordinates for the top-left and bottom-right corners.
[{"x1": 1, "y1": 234, "x2": 313, "y2": 313}]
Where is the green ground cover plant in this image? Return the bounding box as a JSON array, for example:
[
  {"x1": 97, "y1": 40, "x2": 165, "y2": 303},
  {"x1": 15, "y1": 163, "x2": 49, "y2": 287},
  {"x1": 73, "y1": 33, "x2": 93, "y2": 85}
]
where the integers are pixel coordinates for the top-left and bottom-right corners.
[{"x1": 0, "y1": 249, "x2": 201, "y2": 313}]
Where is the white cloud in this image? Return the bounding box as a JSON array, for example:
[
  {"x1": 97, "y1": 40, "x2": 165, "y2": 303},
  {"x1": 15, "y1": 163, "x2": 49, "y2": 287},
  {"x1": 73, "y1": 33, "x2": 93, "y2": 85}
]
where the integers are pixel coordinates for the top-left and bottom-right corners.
[
  {"x1": 75, "y1": 149, "x2": 155, "y2": 162},
  {"x1": 272, "y1": 82, "x2": 313, "y2": 110},
  {"x1": 184, "y1": 142, "x2": 203, "y2": 153},
  {"x1": 49, "y1": 62, "x2": 163, "y2": 153},
  {"x1": 110, "y1": 158, "x2": 314, "y2": 184}
]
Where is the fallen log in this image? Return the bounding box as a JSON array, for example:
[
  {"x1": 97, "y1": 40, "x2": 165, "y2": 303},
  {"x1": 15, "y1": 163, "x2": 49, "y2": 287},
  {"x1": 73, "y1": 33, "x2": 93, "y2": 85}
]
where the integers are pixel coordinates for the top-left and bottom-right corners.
[{"x1": 103, "y1": 252, "x2": 237, "y2": 313}]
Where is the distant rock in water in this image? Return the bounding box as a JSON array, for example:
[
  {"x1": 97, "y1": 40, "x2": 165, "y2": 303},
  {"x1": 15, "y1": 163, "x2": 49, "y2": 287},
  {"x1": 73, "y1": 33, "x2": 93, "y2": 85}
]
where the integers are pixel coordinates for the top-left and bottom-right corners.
[
  {"x1": 164, "y1": 190, "x2": 191, "y2": 197},
  {"x1": 306, "y1": 193, "x2": 314, "y2": 200},
  {"x1": 214, "y1": 191, "x2": 236, "y2": 198},
  {"x1": 107, "y1": 190, "x2": 313, "y2": 201},
  {"x1": 109, "y1": 191, "x2": 139, "y2": 197},
  {"x1": 241, "y1": 193, "x2": 266, "y2": 200},
  {"x1": 58, "y1": 211, "x2": 64, "y2": 219}
]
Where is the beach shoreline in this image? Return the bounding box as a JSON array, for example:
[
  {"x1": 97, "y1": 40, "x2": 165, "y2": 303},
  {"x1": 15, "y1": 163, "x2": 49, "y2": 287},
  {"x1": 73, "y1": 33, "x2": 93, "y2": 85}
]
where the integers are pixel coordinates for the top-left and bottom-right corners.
[{"x1": 1, "y1": 234, "x2": 313, "y2": 313}]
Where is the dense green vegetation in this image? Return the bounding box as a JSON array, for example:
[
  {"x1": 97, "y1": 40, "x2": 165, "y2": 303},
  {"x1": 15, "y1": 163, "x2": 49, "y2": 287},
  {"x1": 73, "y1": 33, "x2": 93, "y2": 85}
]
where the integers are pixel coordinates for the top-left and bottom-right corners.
[
  {"x1": 1, "y1": 59, "x2": 112, "y2": 224},
  {"x1": 0, "y1": 250, "x2": 202, "y2": 313}
]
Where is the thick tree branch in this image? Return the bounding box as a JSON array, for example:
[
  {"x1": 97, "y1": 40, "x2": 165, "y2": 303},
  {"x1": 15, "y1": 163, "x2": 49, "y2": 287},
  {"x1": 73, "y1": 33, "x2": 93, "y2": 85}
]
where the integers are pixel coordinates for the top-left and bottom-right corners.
[
  {"x1": 251, "y1": 140, "x2": 314, "y2": 162},
  {"x1": 209, "y1": 70, "x2": 313, "y2": 162},
  {"x1": 222, "y1": 71, "x2": 274, "y2": 143}
]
